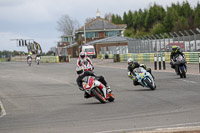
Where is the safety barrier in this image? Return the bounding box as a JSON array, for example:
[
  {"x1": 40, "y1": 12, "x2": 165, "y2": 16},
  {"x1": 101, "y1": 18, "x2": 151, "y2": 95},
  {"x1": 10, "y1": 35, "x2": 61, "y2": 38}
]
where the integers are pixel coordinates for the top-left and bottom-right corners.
[
  {"x1": 11, "y1": 56, "x2": 70, "y2": 63},
  {"x1": 40, "y1": 56, "x2": 59, "y2": 63},
  {"x1": 102, "y1": 52, "x2": 200, "y2": 64}
]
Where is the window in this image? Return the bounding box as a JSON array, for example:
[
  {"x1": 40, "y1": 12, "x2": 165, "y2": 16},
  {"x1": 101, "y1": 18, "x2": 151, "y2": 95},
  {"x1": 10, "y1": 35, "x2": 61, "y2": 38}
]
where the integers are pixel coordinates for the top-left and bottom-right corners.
[
  {"x1": 104, "y1": 31, "x2": 120, "y2": 37},
  {"x1": 85, "y1": 48, "x2": 95, "y2": 52},
  {"x1": 86, "y1": 32, "x2": 99, "y2": 38}
]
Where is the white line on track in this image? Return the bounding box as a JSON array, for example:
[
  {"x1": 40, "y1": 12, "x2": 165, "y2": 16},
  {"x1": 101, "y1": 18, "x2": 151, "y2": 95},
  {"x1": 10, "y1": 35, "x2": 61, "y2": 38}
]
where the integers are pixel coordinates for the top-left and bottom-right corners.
[
  {"x1": 178, "y1": 79, "x2": 197, "y2": 84},
  {"x1": 95, "y1": 122, "x2": 200, "y2": 133},
  {"x1": 0, "y1": 101, "x2": 6, "y2": 118}
]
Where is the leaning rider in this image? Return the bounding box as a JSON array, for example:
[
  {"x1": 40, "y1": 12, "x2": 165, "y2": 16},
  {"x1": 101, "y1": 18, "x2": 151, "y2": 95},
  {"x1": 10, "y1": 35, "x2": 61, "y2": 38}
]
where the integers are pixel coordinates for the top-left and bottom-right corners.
[
  {"x1": 76, "y1": 67, "x2": 112, "y2": 98},
  {"x1": 127, "y1": 58, "x2": 154, "y2": 86},
  {"x1": 170, "y1": 45, "x2": 186, "y2": 71}
]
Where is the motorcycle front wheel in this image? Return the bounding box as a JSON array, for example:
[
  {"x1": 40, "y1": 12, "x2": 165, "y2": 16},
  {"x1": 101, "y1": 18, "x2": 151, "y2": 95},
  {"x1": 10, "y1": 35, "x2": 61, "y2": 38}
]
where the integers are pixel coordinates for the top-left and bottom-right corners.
[
  {"x1": 180, "y1": 67, "x2": 186, "y2": 78},
  {"x1": 92, "y1": 88, "x2": 106, "y2": 103},
  {"x1": 144, "y1": 78, "x2": 156, "y2": 90}
]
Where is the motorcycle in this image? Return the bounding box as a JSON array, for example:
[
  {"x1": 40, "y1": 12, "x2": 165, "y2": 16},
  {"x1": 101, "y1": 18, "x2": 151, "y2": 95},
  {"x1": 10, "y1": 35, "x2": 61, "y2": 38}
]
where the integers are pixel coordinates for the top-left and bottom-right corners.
[
  {"x1": 82, "y1": 76, "x2": 115, "y2": 103},
  {"x1": 174, "y1": 54, "x2": 187, "y2": 78},
  {"x1": 28, "y1": 58, "x2": 32, "y2": 66},
  {"x1": 133, "y1": 67, "x2": 156, "y2": 90},
  {"x1": 36, "y1": 57, "x2": 40, "y2": 65},
  {"x1": 80, "y1": 60, "x2": 93, "y2": 72}
]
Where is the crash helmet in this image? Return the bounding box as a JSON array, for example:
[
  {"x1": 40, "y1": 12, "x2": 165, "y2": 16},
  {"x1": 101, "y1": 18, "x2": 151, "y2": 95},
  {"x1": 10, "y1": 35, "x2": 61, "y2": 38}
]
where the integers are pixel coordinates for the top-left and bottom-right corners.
[
  {"x1": 127, "y1": 58, "x2": 134, "y2": 65},
  {"x1": 76, "y1": 67, "x2": 84, "y2": 75},
  {"x1": 172, "y1": 45, "x2": 178, "y2": 53},
  {"x1": 80, "y1": 52, "x2": 85, "y2": 59}
]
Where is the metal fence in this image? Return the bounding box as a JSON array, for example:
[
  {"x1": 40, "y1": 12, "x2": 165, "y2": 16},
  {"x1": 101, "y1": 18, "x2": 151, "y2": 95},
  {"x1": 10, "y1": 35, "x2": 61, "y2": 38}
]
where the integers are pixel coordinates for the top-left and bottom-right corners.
[
  {"x1": 100, "y1": 46, "x2": 128, "y2": 54},
  {"x1": 128, "y1": 29, "x2": 200, "y2": 53}
]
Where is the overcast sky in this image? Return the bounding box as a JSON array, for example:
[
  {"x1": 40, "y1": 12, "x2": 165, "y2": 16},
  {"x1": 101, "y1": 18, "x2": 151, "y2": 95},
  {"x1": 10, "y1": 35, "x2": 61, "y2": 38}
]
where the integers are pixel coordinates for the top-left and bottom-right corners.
[{"x1": 0, "y1": 0, "x2": 198, "y2": 52}]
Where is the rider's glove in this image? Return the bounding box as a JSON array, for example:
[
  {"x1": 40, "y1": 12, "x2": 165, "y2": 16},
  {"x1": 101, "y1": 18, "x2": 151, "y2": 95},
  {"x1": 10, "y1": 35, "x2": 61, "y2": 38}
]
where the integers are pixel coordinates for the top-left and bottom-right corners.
[{"x1": 79, "y1": 87, "x2": 84, "y2": 91}]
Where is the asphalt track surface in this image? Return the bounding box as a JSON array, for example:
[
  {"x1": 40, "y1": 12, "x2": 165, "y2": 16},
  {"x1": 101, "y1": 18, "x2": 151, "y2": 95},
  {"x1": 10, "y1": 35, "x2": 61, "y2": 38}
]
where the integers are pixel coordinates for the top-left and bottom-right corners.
[{"x1": 0, "y1": 59, "x2": 200, "y2": 133}]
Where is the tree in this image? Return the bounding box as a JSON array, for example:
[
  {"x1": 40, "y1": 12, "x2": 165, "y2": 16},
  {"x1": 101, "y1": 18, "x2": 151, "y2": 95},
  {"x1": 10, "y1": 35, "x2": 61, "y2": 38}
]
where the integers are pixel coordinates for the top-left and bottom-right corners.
[
  {"x1": 57, "y1": 14, "x2": 79, "y2": 35},
  {"x1": 123, "y1": 12, "x2": 128, "y2": 24},
  {"x1": 144, "y1": 3, "x2": 166, "y2": 31},
  {"x1": 173, "y1": 16, "x2": 189, "y2": 32},
  {"x1": 104, "y1": 13, "x2": 113, "y2": 22},
  {"x1": 151, "y1": 22, "x2": 166, "y2": 34},
  {"x1": 85, "y1": 17, "x2": 95, "y2": 24},
  {"x1": 127, "y1": 10, "x2": 133, "y2": 28},
  {"x1": 163, "y1": 7, "x2": 179, "y2": 32},
  {"x1": 194, "y1": 2, "x2": 200, "y2": 28}
]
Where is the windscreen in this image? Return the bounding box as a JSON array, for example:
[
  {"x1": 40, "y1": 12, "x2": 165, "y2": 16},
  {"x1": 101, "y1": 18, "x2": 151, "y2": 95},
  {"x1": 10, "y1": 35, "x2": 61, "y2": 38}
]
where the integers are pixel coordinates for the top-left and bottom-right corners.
[{"x1": 85, "y1": 48, "x2": 94, "y2": 52}]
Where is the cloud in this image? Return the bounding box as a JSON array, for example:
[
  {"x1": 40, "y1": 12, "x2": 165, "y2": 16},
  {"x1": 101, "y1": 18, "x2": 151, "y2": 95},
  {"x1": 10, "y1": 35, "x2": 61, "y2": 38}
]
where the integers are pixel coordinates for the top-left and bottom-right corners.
[{"x1": 0, "y1": 0, "x2": 198, "y2": 52}]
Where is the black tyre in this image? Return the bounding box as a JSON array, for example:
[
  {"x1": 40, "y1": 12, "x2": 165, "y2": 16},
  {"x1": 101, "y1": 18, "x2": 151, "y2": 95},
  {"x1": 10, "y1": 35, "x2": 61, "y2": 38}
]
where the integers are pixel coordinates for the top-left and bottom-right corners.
[
  {"x1": 92, "y1": 88, "x2": 106, "y2": 103},
  {"x1": 144, "y1": 78, "x2": 155, "y2": 90},
  {"x1": 108, "y1": 93, "x2": 115, "y2": 102},
  {"x1": 180, "y1": 67, "x2": 186, "y2": 78}
]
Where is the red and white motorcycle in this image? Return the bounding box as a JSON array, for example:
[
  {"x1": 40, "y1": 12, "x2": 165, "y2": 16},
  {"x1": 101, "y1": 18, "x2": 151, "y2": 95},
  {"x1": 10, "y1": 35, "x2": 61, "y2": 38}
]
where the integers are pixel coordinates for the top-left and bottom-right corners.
[
  {"x1": 82, "y1": 76, "x2": 115, "y2": 103},
  {"x1": 80, "y1": 60, "x2": 93, "y2": 72}
]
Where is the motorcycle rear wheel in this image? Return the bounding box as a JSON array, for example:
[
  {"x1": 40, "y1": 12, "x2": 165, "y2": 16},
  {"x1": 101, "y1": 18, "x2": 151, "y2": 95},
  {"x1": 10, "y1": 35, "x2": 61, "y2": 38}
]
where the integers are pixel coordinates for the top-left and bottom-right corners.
[{"x1": 108, "y1": 93, "x2": 115, "y2": 102}]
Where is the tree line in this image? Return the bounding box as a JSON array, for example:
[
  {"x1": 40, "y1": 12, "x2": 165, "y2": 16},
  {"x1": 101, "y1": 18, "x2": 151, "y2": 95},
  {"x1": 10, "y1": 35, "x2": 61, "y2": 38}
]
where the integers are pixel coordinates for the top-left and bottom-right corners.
[{"x1": 111, "y1": 1, "x2": 200, "y2": 37}]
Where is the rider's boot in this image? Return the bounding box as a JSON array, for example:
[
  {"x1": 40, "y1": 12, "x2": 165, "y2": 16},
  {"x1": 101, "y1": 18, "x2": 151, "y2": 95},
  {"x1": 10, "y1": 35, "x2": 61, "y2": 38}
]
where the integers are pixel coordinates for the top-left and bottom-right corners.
[
  {"x1": 84, "y1": 92, "x2": 91, "y2": 99},
  {"x1": 106, "y1": 85, "x2": 112, "y2": 93}
]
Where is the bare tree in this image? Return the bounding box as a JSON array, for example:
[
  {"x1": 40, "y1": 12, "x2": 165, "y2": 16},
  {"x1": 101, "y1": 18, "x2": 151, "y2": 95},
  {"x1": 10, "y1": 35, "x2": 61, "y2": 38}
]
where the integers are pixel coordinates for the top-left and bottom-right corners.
[
  {"x1": 85, "y1": 17, "x2": 95, "y2": 24},
  {"x1": 104, "y1": 13, "x2": 113, "y2": 22},
  {"x1": 57, "y1": 14, "x2": 79, "y2": 35}
]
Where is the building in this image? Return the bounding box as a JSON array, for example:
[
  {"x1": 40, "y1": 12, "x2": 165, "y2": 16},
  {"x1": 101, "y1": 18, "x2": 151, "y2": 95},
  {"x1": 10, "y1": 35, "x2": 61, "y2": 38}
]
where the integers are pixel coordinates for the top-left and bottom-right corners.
[
  {"x1": 62, "y1": 10, "x2": 127, "y2": 57},
  {"x1": 85, "y1": 36, "x2": 129, "y2": 55}
]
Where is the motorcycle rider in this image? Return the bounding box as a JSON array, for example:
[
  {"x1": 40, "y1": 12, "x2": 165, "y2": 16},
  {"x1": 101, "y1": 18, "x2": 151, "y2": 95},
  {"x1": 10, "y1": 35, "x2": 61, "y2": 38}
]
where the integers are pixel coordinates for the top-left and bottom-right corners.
[
  {"x1": 127, "y1": 58, "x2": 154, "y2": 86},
  {"x1": 76, "y1": 67, "x2": 112, "y2": 98},
  {"x1": 35, "y1": 54, "x2": 41, "y2": 62},
  {"x1": 170, "y1": 45, "x2": 186, "y2": 74},
  {"x1": 77, "y1": 52, "x2": 93, "y2": 69},
  {"x1": 27, "y1": 54, "x2": 32, "y2": 63}
]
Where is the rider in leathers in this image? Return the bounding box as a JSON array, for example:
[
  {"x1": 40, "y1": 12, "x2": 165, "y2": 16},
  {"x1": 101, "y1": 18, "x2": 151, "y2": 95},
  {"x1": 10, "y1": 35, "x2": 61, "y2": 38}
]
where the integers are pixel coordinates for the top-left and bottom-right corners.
[
  {"x1": 170, "y1": 45, "x2": 186, "y2": 74},
  {"x1": 77, "y1": 52, "x2": 93, "y2": 69},
  {"x1": 127, "y1": 58, "x2": 154, "y2": 86},
  {"x1": 76, "y1": 67, "x2": 111, "y2": 98}
]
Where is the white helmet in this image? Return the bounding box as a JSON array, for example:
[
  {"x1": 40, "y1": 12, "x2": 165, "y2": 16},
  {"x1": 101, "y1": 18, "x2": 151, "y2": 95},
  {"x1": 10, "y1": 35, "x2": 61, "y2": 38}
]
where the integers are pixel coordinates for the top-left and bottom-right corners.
[{"x1": 127, "y1": 58, "x2": 133, "y2": 64}]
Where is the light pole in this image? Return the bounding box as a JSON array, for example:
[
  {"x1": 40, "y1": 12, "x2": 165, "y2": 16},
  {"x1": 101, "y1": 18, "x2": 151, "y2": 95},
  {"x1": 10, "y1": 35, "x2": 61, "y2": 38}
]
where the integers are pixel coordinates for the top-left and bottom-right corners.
[{"x1": 83, "y1": 24, "x2": 86, "y2": 44}]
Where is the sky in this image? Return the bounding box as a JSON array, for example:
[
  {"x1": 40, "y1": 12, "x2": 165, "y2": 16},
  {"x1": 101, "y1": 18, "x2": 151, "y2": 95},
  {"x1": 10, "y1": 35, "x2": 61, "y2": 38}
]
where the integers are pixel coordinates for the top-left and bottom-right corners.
[{"x1": 0, "y1": 0, "x2": 199, "y2": 53}]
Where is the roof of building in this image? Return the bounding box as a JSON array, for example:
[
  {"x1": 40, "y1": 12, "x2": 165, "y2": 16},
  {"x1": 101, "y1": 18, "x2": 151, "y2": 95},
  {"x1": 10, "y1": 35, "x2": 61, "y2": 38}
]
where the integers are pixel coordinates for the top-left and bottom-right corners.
[
  {"x1": 84, "y1": 36, "x2": 130, "y2": 45},
  {"x1": 77, "y1": 18, "x2": 127, "y2": 32}
]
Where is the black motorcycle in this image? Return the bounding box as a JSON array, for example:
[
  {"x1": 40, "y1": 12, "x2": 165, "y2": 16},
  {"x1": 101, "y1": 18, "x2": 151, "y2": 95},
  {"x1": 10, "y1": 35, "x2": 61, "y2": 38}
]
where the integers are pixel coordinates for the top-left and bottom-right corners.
[{"x1": 174, "y1": 54, "x2": 187, "y2": 78}]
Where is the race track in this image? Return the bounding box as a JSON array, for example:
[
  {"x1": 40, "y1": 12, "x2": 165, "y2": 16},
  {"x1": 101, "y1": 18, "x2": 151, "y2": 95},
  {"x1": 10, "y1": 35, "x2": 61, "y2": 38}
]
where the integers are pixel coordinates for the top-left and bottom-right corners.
[{"x1": 0, "y1": 60, "x2": 200, "y2": 133}]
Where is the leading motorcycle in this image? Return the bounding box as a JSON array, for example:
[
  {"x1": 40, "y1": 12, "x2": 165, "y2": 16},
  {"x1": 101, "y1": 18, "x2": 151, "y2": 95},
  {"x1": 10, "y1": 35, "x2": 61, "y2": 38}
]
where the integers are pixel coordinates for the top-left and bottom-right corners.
[
  {"x1": 82, "y1": 76, "x2": 115, "y2": 103},
  {"x1": 133, "y1": 67, "x2": 156, "y2": 90},
  {"x1": 36, "y1": 57, "x2": 40, "y2": 65}
]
